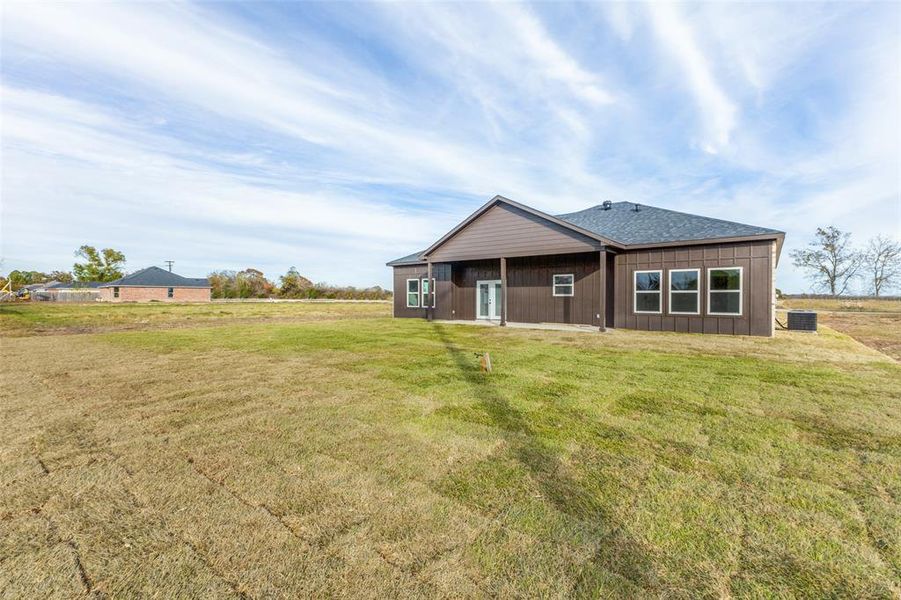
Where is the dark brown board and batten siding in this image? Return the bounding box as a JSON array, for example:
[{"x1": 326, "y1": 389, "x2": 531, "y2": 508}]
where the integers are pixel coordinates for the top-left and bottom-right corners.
[
  {"x1": 427, "y1": 203, "x2": 601, "y2": 262},
  {"x1": 613, "y1": 239, "x2": 775, "y2": 336},
  {"x1": 392, "y1": 263, "x2": 452, "y2": 320},
  {"x1": 451, "y1": 253, "x2": 609, "y2": 326}
]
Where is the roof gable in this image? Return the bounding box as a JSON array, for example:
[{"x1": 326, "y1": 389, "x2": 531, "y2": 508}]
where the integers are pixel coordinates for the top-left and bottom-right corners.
[
  {"x1": 426, "y1": 201, "x2": 604, "y2": 261},
  {"x1": 421, "y1": 196, "x2": 615, "y2": 261}
]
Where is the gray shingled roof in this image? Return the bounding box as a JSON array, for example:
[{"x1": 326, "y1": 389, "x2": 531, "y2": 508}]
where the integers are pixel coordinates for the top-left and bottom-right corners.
[
  {"x1": 387, "y1": 199, "x2": 783, "y2": 265},
  {"x1": 46, "y1": 281, "x2": 103, "y2": 289},
  {"x1": 99, "y1": 266, "x2": 210, "y2": 288},
  {"x1": 556, "y1": 202, "x2": 782, "y2": 245},
  {"x1": 386, "y1": 251, "x2": 426, "y2": 266}
]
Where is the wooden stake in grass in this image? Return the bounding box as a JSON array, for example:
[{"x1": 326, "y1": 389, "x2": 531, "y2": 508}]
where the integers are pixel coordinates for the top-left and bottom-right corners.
[{"x1": 480, "y1": 352, "x2": 492, "y2": 373}]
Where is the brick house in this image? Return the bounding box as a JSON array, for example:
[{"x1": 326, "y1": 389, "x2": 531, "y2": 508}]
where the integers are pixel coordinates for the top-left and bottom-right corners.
[{"x1": 99, "y1": 266, "x2": 211, "y2": 302}]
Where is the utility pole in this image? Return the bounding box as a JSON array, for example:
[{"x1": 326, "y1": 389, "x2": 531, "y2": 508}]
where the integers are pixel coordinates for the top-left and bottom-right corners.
[{"x1": 164, "y1": 260, "x2": 174, "y2": 272}]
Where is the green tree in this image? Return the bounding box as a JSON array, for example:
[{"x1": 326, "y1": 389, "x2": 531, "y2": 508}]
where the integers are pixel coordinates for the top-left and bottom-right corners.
[
  {"x1": 278, "y1": 267, "x2": 312, "y2": 298},
  {"x1": 7, "y1": 270, "x2": 50, "y2": 290},
  {"x1": 236, "y1": 268, "x2": 274, "y2": 298},
  {"x1": 208, "y1": 271, "x2": 238, "y2": 299},
  {"x1": 72, "y1": 246, "x2": 126, "y2": 282},
  {"x1": 49, "y1": 270, "x2": 74, "y2": 284}
]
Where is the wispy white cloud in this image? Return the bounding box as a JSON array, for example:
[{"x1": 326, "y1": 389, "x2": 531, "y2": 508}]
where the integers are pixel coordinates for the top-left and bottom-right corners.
[
  {"x1": 646, "y1": 3, "x2": 737, "y2": 153},
  {"x1": 1, "y1": 1, "x2": 898, "y2": 293},
  {"x1": 1, "y1": 86, "x2": 440, "y2": 282}
]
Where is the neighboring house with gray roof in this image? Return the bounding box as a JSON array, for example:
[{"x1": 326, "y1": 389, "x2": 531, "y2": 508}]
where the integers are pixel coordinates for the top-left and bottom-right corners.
[
  {"x1": 99, "y1": 266, "x2": 211, "y2": 303},
  {"x1": 387, "y1": 195, "x2": 784, "y2": 336},
  {"x1": 37, "y1": 281, "x2": 103, "y2": 302}
]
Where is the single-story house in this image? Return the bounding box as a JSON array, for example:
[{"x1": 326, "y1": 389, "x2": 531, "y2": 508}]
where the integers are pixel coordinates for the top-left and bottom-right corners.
[
  {"x1": 99, "y1": 266, "x2": 211, "y2": 302},
  {"x1": 387, "y1": 196, "x2": 784, "y2": 337}
]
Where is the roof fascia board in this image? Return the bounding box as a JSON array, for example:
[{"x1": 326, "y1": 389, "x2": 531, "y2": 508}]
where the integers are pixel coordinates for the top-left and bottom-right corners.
[{"x1": 385, "y1": 260, "x2": 427, "y2": 267}]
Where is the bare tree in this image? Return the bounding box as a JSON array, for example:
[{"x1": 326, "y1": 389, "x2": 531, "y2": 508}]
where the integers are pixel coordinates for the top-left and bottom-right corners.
[
  {"x1": 790, "y1": 226, "x2": 862, "y2": 296},
  {"x1": 862, "y1": 235, "x2": 901, "y2": 296}
]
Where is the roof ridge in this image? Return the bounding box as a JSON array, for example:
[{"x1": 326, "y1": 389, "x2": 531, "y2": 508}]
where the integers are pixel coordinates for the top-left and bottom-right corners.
[
  {"x1": 627, "y1": 202, "x2": 782, "y2": 233},
  {"x1": 559, "y1": 201, "x2": 781, "y2": 234},
  {"x1": 556, "y1": 200, "x2": 630, "y2": 215}
]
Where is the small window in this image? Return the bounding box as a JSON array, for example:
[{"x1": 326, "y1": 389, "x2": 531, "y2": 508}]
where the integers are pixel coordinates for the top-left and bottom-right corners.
[
  {"x1": 552, "y1": 274, "x2": 574, "y2": 297},
  {"x1": 708, "y1": 267, "x2": 742, "y2": 316},
  {"x1": 406, "y1": 279, "x2": 420, "y2": 308},
  {"x1": 669, "y1": 269, "x2": 700, "y2": 315},
  {"x1": 421, "y1": 278, "x2": 436, "y2": 308},
  {"x1": 113, "y1": 287, "x2": 119, "y2": 298},
  {"x1": 167, "y1": 287, "x2": 174, "y2": 298},
  {"x1": 634, "y1": 270, "x2": 661, "y2": 314}
]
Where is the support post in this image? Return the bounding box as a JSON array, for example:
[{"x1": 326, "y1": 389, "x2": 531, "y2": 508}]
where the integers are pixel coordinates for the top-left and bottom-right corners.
[
  {"x1": 426, "y1": 261, "x2": 433, "y2": 321},
  {"x1": 598, "y1": 249, "x2": 607, "y2": 332},
  {"x1": 500, "y1": 257, "x2": 507, "y2": 326}
]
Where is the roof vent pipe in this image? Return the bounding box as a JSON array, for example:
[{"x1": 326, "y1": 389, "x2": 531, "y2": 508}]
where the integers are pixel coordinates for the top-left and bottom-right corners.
[{"x1": 602, "y1": 200, "x2": 612, "y2": 210}]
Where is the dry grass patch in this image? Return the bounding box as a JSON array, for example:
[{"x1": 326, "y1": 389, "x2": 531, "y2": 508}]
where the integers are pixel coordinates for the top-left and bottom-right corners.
[
  {"x1": 780, "y1": 297, "x2": 901, "y2": 313},
  {"x1": 810, "y1": 312, "x2": 901, "y2": 362},
  {"x1": 2, "y1": 304, "x2": 900, "y2": 597},
  {"x1": 0, "y1": 300, "x2": 388, "y2": 337}
]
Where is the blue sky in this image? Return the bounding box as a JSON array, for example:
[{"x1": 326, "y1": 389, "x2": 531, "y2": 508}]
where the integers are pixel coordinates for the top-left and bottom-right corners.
[{"x1": 1, "y1": 1, "x2": 898, "y2": 291}]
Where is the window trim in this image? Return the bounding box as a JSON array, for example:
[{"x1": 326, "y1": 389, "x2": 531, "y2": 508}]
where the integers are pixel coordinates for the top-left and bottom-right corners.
[
  {"x1": 421, "y1": 277, "x2": 436, "y2": 308},
  {"x1": 707, "y1": 266, "x2": 743, "y2": 317},
  {"x1": 668, "y1": 268, "x2": 700, "y2": 316},
  {"x1": 405, "y1": 278, "x2": 420, "y2": 308},
  {"x1": 552, "y1": 273, "x2": 574, "y2": 297},
  {"x1": 633, "y1": 269, "x2": 662, "y2": 314}
]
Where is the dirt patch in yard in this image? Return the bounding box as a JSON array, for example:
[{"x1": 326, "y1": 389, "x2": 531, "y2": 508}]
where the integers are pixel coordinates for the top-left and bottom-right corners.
[{"x1": 813, "y1": 312, "x2": 901, "y2": 361}]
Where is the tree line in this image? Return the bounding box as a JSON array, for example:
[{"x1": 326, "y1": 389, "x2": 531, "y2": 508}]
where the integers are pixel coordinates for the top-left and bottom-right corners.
[
  {"x1": 791, "y1": 228, "x2": 900, "y2": 296},
  {"x1": 208, "y1": 267, "x2": 389, "y2": 300},
  {"x1": 1, "y1": 245, "x2": 391, "y2": 300}
]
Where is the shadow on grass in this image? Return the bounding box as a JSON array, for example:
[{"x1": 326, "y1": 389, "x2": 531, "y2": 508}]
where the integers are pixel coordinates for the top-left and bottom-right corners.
[{"x1": 430, "y1": 323, "x2": 656, "y2": 592}]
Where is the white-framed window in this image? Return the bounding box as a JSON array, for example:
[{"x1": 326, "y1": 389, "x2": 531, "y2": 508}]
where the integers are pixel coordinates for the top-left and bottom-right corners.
[
  {"x1": 668, "y1": 268, "x2": 700, "y2": 315},
  {"x1": 708, "y1": 267, "x2": 742, "y2": 316},
  {"x1": 406, "y1": 279, "x2": 420, "y2": 308},
  {"x1": 552, "y1": 274, "x2": 574, "y2": 297},
  {"x1": 634, "y1": 270, "x2": 662, "y2": 314},
  {"x1": 421, "y1": 278, "x2": 436, "y2": 308}
]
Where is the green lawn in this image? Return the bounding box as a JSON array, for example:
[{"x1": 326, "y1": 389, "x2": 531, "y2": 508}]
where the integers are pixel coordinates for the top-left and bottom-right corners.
[{"x1": 2, "y1": 302, "x2": 899, "y2": 598}]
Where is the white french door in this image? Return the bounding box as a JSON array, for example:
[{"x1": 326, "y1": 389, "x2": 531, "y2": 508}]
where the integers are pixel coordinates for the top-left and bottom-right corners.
[{"x1": 476, "y1": 280, "x2": 502, "y2": 320}]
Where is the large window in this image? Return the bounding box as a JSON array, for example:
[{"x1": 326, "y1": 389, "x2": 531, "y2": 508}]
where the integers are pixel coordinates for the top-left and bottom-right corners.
[
  {"x1": 406, "y1": 279, "x2": 420, "y2": 308},
  {"x1": 552, "y1": 274, "x2": 574, "y2": 297},
  {"x1": 669, "y1": 269, "x2": 700, "y2": 315},
  {"x1": 421, "y1": 278, "x2": 436, "y2": 308},
  {"x1": 708, "y1": 267, "x2": 742, "y2": 316},
  {"x1": 634, "y1": 270, "x2": 662, "y2": 314}
]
